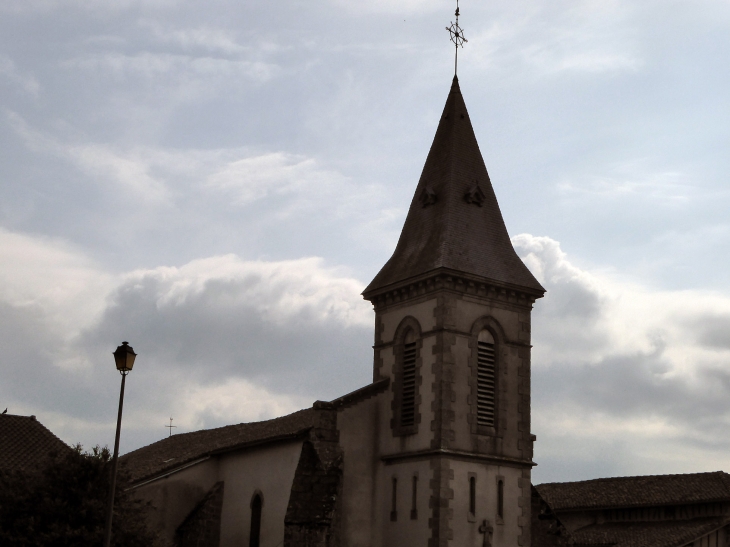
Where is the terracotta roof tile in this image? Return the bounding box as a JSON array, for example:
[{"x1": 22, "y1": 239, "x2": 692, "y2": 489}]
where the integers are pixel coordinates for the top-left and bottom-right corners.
[
  {"x1": 0, "y1": 414, "x2": 72, "y2": 473},
  {"x1": 571, "y1": 517, "x2": 725, "y2": 547},
  {"x1": 364, "y1": 76, "x2": 544, "y2": 298},
  {"x1": 537, "y1": 472, "x2": 730, "y2": 511}
]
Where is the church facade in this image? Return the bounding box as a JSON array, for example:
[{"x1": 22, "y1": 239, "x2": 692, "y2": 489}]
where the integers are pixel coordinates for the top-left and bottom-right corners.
[{"x1": 122, "y1": 75, "x2": 544, "y2": 547}]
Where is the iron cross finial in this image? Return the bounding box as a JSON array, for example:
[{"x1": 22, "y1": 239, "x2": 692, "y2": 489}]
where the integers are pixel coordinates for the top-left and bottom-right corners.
[
  {"x1": 446, "y1": 0, "x2": 467, "y2": 75},
  {"x1": 165, "y1": 417, "x2": 177, "y2": 437}
]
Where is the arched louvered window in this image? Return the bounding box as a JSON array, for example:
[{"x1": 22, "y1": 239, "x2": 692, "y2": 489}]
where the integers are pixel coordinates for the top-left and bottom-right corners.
[
  {"x1": 477, "y1": 330, "x2": 496, "y2": 427},
  {"x1": 401, "y1": 329, "x2": 417, "y2": 428},
  {"x1": 249, "y1": 493, "x2": 262, "y2": 547},
  {"x1": 393, "y1": 317, "x2": 421, "y2": 436}
]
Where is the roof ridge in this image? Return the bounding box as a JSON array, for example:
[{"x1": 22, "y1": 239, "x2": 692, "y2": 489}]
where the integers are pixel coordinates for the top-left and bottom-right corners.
[
  {"x1": 536, "y1": 470, "x2": 727, "y2": 487},
  {"x1": 121, "y1": 407, "x2": 315, "y2": 458}
]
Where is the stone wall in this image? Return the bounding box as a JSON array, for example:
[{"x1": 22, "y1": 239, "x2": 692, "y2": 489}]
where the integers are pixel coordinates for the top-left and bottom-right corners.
[
  {"x1": 175, "y1": 481, "x2": 225, "y2": 547},
  {"x1": 284, "y1": 411, "x2": 343, "y2": 547}
]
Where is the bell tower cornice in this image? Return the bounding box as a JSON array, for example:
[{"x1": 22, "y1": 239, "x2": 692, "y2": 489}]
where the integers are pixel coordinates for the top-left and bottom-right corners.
[{"x1": 364, "y1": 268, "x2": 542, "y2": 314}]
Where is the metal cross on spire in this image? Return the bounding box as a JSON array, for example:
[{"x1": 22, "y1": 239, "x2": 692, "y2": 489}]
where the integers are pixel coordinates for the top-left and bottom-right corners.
[{"x1": 446, "y1": 0, "x2": 468, "y2": 76}]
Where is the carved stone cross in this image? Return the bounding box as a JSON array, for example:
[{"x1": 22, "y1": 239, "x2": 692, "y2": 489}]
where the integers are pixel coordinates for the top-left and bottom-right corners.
[{"x1": 479, "y1": 519, "x2": 493, "y2": 547}]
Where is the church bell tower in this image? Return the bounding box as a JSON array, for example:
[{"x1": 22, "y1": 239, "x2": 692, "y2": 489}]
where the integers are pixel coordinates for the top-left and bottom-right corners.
[{"x1": 362, "y1": 75, "x2": 544, "y2": 547}]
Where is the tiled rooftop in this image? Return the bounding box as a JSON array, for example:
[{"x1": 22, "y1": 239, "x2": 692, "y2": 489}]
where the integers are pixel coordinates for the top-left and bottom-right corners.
[
  {"x1": 537, "y1": 472, "x2": 730, "y2": 511},
  {"x1": 0, "y1": 414, "x2": 72, "y2": 473},
  {"x1": 363, "y1": 76, "x2": 544, "y2": 298},
  {"x1": 571, "y1": 517, "x2": 725, "y2": 547},
  {"x1": 120, "y1": 408, "x2": 319, "y2": 484},
  {"x1": 121, "y1": 380, "x2": 388, "y2": 485}
]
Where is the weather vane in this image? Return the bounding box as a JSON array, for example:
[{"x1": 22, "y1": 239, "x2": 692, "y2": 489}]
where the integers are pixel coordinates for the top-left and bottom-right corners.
[
  {"x1": 446, "y1": 0, "x2": 468, "y2": 76},
  {"x1": 165, "y1": 417, "x2": 177, "y2": 437}
]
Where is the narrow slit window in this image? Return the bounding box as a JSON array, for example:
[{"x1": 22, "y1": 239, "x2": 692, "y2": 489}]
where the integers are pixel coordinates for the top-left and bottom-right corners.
[
  {"x1": 401, "y1": 330, "x2": 417, "y2": 428},
  {"x1": 391, "y1": 477, "x2": 398, "y2": 521},
  {"x1": 249, "y1": 493, "x2": 262, "y2": 547},
  {"x1": 497, "y1": 479, "x2": 504, "y2": 520},
  {"x1": 411, "y1": 475, "x2": 418, "y2": 520},
  {"x1": 477, "y1": 330, "x2": 496, "y2": 427},
  {"x1": 469, "y1": 476, "x2": 476, "y2": 516}
]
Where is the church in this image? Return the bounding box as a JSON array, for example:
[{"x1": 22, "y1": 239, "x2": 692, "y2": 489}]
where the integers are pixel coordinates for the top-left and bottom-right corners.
[{"x1": 120, "y1": 75, "x2": 730, "y2": 547}]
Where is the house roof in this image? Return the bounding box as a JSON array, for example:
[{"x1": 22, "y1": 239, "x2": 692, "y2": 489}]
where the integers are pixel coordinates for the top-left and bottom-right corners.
[
  {"x1": 570, "y1": 517, "x2": 726, "y2": 547},
  {"x1": 536, "y1": 472, "x2": 730, "y2": 511},
  {"x1": 0, "y1": 414, "x2": 72, "y2": 473},
  {"x1": 121, "y1": 408, "x2": 320, "y2": 484},
  {"x1": 363, "y1": 76, "x2": 544, "y2": 298}
]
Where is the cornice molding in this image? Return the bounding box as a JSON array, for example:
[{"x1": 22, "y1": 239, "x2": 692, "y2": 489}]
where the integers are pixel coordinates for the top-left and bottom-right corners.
[
  {"x1": 381, "y1": 448, "x2": 536, "y2": 468},
  {"x1": 363, "y1": 269, "x2": 543, "y2": 312}
]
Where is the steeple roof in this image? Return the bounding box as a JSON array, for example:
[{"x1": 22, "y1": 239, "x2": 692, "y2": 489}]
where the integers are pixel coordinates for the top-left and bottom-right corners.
[{"x1": 364, "y1": 76, "x2": 544, "y2": 298}]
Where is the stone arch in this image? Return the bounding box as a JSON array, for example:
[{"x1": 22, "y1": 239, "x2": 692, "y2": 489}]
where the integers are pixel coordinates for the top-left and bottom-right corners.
[{"x1": 469, "y1": 315, "x2": 508, "y2": 344}]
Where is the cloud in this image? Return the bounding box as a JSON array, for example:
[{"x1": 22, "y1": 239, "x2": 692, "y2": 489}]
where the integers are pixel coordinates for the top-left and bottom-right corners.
[
  {"x1": 139, "y1": 20, "x2": 248, "y2": 55},
  {"x1": 205, "y1": 152, "x2": 354, "y2": 209},
  {"x1": 330, "y1": 0, "x2": 443, "y2": 15},
  {"x1": 0, "y1": 0, "x2": 177, "y2": 14},
  {"x1": 7, "y1": 113, "x2": 384, "y2": 219},
  {"x1": 0, "y1": 231, "x2": 373, "y2": 452},
  {"x1": 0, "y1": 228, "x2": 113, "y2": 340},
  {"x1": 0, "y1": 55, "x2": 40, "y2": 96},
  {"x1": 4, "y1": 227, "x2": 730, "y2": 475},
  {"x1": 556, "y1": 160, "x2": 697, "y2": 204},
  {"x1": 468, "y1": 0, "x2": 642, "y2": 78},
  {"x1": 80, "y1": 255, "x2": 372, "y2": 387},
  {"x1": 514, "y1": 235, "x2": 730, "y2": 482},
  {"x1": 63, "y1": 53, "x2": 278, "y2": 84}
]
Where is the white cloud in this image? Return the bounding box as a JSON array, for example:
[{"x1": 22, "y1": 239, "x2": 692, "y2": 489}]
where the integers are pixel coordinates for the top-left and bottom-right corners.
[
  {"x1": 124, "y1": 254, "x2": 370, "y2": 328},
  {"x1": 0, "y1": 55, "x2": 40, "y2": 96},
  {"x1": 515, "y1": 234, "x2": 730, "y2": 481},
  {"x1": 0, "y1": 231, "x2": 373, "y2": 450},
  {"x1": 139, "y1": 20, "x2": 248, "y2": 55},
  {"x1": 0, "y1": 0, "x2": 178, "y2": 14},
  {"x1": 7, "y1": 112, "x2": 170, "y2": 202},
  {"x1": 330, "y1": 0, "x2": 442, "y2": 15},
  {"x1": 7, "y1": 114, "x2": 379, "y2": 213},
  {"x1": 205, "y1": 152, "x2": 353, "y2": 208},
  {"x1": 62, "y1": 52, "x2": 278, "y2": 85},
  {"x1": 468, "y1": 0, "x2": 642, "y2": 78},
  {"x1": 0, "y1": 228, "x2": 113, "y2": 339},
  {"x1": 557, "y1": 160, "x2": 697, "y2": 204},
  {"x1": 160, "y1": 377, "x2": 312, "y2": 431},
  {"x1": 68, "y1": 144, "x2": 171, "y2": 203}
]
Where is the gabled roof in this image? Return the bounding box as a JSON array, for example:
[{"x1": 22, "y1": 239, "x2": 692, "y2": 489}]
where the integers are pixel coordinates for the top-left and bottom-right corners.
[
  {"x1": 536, "y1": 472, "x2": 730, "y2": 511},
  {"x1": 364, "y1": 76, "x2": 544, "y2": 298},
  {"x1": 570, "y1": 517, "x2": 725, "y2": 547},
  {"x1": 121, "y1": 380, "x2": 389, "y2": 485},
  {"x1": 0, "y1": 414, "x2": 72, "y2": 473},
  {"x1": 121, "y1": 408, "x2": 320, "y2": 484}
]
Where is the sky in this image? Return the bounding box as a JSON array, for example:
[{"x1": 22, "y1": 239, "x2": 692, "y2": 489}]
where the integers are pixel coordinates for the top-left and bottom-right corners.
[{"x1": 0, "y1": 0, "x2": 729, "y2": 484}]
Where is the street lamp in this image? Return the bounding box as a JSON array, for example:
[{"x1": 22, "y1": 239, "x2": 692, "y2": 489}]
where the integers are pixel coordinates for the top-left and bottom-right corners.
[{"x1": 102, "y1": 341, "x2": 137, "y2": 547}]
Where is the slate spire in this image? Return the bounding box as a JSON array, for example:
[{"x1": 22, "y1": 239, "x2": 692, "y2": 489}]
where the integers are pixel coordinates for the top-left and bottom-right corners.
[{"x1": 364, "y1": 77, "x2": 544, "y2": 298}]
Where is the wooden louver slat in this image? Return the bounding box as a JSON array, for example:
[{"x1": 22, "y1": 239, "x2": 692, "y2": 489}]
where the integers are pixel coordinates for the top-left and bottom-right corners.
[
  {"x1": 477, "y1": 341, "x2": 496, "y2": 427},
  {"x1": 401, "y1": 342, "x2": 417, "y2": 427}
]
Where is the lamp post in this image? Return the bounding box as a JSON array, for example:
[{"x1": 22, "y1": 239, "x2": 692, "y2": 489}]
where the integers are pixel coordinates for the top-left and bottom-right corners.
[{"x1": 102, "y1": 341, "x2": 137, "y2": 547}]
